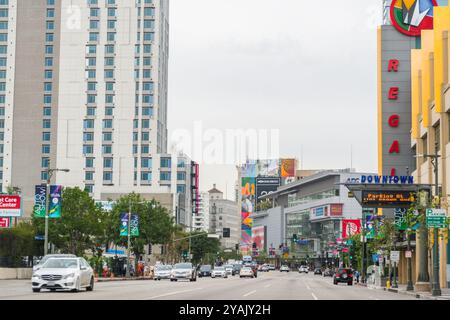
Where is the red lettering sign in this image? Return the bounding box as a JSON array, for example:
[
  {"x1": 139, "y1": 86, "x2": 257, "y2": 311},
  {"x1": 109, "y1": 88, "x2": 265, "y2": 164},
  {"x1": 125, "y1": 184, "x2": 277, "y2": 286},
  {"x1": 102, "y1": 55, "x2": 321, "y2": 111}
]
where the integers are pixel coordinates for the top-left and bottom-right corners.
[
  {"x1": 388, "y1": 59, "x2": 399, "y2": 72},
  {"x1": 388, "y1": 114, "x2": 400, "y2": 127},
  {"x1": 390, "y1": 168, "x2": 396, "y2": 176},
  {"x1": 389, "y1": 140, "x2": 400, "y2": 153},
  {"x1": 388, "y1": 87, "x2": 399, "y2": 100},
  {"x1": 0, "y1": 217, "x2": 11, "y2": 228}
]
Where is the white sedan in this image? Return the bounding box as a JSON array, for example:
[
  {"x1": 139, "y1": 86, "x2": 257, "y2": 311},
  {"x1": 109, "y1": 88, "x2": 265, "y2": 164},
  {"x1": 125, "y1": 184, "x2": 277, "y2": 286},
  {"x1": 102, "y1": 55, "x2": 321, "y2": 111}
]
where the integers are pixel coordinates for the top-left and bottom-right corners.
[
  {"x1": 239, "y1": 267, "x2": 255, "y2": 278},
  {"x1": 31, "y1": 257, "x2": 94, "y2": 293},
  {"x1": 211, "y1": 267, "x2": 228, "y2": 278}
]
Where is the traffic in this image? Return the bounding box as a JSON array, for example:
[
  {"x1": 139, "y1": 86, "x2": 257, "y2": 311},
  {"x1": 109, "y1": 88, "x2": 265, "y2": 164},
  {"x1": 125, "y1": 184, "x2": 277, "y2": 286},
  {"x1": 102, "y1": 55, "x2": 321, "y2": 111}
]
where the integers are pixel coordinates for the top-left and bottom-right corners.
[{"x1": 30, "y1": 254, "x2": 360, "y2": 293}]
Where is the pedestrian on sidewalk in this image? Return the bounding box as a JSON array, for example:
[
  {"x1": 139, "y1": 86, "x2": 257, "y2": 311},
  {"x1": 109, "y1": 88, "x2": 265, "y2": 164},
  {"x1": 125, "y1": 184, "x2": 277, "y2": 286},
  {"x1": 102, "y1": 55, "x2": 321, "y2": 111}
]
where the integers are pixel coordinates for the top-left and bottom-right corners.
[{"x1": 355, "y1": 270, "x2": 360, "y2": 283}]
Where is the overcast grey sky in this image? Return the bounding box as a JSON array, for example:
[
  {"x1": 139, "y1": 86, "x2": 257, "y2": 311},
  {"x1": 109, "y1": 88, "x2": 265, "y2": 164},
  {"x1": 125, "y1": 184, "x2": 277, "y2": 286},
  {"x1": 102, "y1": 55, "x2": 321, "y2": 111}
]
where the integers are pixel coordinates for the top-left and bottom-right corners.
[{"x1": 168, "y1": 0, "x2": 383, "y2": 199}]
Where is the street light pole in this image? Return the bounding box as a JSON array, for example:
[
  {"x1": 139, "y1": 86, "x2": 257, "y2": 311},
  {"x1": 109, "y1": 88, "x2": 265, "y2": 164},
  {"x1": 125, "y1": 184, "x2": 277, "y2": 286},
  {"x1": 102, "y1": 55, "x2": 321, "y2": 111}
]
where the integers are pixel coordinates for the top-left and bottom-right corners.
[
  {"x1": 430, "y1": 142, "x2": 441, "y2": 296},
  {"x1": 126, "y1": 203, "x2": 131, "y2": 278},
  {"x1": 406, "y1": 227, "x2": 414, "y2": 291},
  {"x1": 44, "y1": 168, "x2": 69, "y2": 256}
]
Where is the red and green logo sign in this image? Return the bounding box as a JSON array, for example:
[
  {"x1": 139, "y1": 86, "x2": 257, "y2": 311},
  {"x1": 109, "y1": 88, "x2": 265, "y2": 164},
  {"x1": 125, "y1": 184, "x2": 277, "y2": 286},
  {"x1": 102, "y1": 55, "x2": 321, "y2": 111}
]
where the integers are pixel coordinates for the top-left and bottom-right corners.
[{"x1": 390, "y1": 0, "x2": 437, "y2": 37}]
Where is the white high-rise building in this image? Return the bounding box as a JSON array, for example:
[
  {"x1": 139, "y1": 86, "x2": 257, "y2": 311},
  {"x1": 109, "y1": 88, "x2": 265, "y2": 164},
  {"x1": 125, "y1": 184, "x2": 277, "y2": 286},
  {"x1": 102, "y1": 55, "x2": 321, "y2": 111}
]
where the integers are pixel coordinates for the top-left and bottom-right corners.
[
  {"x1": 0, "y1": 0, "x2": 175, "y2": 217},
  {"x1": 193, "y1": 191, "x2": 209, "y2": 232}
]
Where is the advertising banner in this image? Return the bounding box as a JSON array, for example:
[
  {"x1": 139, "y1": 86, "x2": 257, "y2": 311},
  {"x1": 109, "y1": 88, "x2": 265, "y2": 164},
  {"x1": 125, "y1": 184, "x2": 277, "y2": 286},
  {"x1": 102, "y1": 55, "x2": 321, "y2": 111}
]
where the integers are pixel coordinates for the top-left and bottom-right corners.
[
  {"x1": 365, "y1": 215, "x2": 376, "y2": 239},
  {"x1": 241, "y1": 160, "x2": 257, "y2": 178},
  {"x1": 0, "y1": 217, "x2": 11, "y2": 228},
  {"x1": 0, "y1": 195, "x2": 22, "y2": 217},
  {"x1": 330, "y1": 204, "x2": 343, "y2": 216},
  {"x1": 120, "y1": 213, "x2": 129, "y2": 236},
  {"x1": 34, "y1": 185, "x2": 47, "y2": 218},
  {"x1": 251, "y1": 226, "x2": 265, "y2": 251},
  {"x1": 256, "y1": 159, "x2": 279, "y2": 177},
  {"x1": 120, "y1": 213, "x2": 139, "y2": 237},
  {"x1": 241, "y1": 178, "x2": 256, "y2": 213},
  {"x1": 49, "y1": 185, "x2": 62, "y2": 218},
  {"x1": 361, "y1": 191, "x2": 415, "y2": 208},
  {"x1": 255, "y1": 177, "x2": 280, "y2": 205},
  {"x1": 281, "y1": 159, "x2": 296, "y2": 177},
  {"x1": 342, "y1": 220, "x2": 362, "y2": 238}
]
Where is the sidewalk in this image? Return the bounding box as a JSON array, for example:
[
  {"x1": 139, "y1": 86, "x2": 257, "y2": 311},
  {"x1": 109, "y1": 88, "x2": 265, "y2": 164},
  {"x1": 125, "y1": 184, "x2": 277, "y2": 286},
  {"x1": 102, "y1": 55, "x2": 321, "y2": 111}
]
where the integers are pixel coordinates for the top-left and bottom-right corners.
[
  {"x1": 359, "y1": 282, "x2": 450, "y2": 300},
  {"x1": 95, "y1": 277, "x2": 153, "y2": 283}
]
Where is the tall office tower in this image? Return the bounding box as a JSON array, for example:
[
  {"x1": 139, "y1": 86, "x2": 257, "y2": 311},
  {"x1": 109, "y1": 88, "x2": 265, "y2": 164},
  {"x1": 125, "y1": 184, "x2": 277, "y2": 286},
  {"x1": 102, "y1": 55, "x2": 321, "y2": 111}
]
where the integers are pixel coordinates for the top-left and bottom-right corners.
[{"x1": 1, "y1": 0, "x2": 171, "y2": 216}]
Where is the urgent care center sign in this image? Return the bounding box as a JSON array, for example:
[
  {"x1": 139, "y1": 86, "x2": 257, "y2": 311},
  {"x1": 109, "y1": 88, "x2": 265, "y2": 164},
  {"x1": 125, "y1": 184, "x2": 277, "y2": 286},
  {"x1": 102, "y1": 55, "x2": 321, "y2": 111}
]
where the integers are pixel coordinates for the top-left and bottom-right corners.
[{"x1": 0, "y1": 195, "x2": 22, "y2": 217}]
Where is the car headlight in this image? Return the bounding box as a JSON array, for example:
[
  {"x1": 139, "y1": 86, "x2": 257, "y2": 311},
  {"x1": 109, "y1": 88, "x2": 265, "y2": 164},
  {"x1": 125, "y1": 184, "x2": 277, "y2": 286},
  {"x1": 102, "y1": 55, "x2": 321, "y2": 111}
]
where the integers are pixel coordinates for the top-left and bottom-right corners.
[
  {"x1": 63, "y1": 273, "x2": 75, "y2": 279},
  {"x1": 32, "y1": 274, "x2": 41, "y2": 279}
]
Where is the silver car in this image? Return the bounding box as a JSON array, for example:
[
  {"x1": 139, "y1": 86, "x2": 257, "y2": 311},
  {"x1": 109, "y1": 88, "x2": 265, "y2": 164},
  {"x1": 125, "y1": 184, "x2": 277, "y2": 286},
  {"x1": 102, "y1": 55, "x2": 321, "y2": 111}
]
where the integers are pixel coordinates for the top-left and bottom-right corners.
[
  {"x1": 31, "y1": 257, "x2": 94, "y2": 292},
  {"x1": 154, "y1": 265, "x2": 172, "y2": 280},
  {"x1": 211, "y1": 266, "x2": 228, "y2": 278},
  {"x1": 170, "y1": 263, "x2": 197, "y2": 282}
]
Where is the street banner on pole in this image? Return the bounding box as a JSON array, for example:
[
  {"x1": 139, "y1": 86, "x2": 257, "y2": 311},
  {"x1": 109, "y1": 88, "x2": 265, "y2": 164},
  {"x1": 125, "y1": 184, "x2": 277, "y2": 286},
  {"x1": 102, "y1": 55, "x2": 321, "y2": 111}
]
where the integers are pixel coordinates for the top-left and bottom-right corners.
[
  {"x1": 120, "y1": 213, "x2": 129, "y2": 236},
  {"x1": 49, "y1": 185, "x2": 62, "y2": 218},
  {"x1": 34, "y1": 185, "x2": 47, "y2": 218},
  {"x1": 130, "y1": 214, "x2": 139, "y2": 237},
  {"x1": 0, "y1": 195, "x2": 22, "y2": 217}
]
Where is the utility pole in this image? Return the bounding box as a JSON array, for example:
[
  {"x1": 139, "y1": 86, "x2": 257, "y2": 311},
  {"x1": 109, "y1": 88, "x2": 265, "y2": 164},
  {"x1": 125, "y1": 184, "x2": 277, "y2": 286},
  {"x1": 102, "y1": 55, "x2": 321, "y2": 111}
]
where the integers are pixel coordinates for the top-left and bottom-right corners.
[
  {"x1": 430, "y1": 142, "x2": 442, "y2": 296},
  {"x1": 126, "y1": 203, "x2": 131, "y2": 278}
]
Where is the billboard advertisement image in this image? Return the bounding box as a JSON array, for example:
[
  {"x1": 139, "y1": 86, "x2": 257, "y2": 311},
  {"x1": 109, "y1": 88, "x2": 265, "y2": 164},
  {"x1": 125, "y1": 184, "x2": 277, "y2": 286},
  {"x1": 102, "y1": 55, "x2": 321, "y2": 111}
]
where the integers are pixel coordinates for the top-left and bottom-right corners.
[
  {"x1": 257, "y1": 159, "x2": 279, "y2": 177},
  {"x1": 241, "y1": 177, "x2": 255, "y2": 213},
  {"x1": 281, "y1": 159, "x2": 296, "y2": 177},
  {"x1": 255, "y1": 177, "x2": 280, "y2": 205},
  {"x1": 342, "y1": 219, "x2": 362, "y2": 238},
  {"x1": 252, "y1": 226, "x2": 266, "y2": 251},
  {"x1": 0, "y1": 195, "x2": 22, "y2": 217},
  {"x1": 241, "y1": 160, "x2": 257, "y2": 178}
]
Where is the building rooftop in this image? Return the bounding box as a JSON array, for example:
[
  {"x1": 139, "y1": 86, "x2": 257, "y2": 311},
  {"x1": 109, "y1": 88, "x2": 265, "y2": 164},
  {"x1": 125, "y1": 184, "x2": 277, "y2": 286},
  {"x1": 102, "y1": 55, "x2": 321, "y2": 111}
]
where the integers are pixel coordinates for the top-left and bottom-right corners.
[{"x1": 208, "y1": 184, "x2": 223, "y2": 194}]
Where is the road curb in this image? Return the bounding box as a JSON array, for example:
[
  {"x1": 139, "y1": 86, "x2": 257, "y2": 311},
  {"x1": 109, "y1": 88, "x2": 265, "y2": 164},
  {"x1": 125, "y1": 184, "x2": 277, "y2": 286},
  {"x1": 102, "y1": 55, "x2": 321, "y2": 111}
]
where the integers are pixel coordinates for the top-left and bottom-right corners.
[{"x1": 367, "y1": 285, "x2": 450, "y2": 300}]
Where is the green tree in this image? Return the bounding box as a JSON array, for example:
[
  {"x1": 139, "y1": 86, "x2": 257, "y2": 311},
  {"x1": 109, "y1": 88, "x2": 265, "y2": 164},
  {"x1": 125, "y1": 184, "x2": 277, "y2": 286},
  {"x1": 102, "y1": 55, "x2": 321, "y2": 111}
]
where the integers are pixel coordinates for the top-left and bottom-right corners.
[
  {"x1": 0, "y1": 222, "x2": 41, "y2": 266},
  {"x1": 109, "y1": 193, "x2": 174, "y2": 270},
  {"x1": 189, "y1": 232, "x2": 220, "y2": 265}
]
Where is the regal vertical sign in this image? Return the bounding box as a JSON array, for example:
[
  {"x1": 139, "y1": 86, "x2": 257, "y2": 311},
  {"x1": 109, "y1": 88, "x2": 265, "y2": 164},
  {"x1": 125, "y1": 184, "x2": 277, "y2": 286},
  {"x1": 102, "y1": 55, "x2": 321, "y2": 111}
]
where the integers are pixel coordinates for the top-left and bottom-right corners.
[{"x1": 378, "y1": 26, "x2": 416, "y2": 179}]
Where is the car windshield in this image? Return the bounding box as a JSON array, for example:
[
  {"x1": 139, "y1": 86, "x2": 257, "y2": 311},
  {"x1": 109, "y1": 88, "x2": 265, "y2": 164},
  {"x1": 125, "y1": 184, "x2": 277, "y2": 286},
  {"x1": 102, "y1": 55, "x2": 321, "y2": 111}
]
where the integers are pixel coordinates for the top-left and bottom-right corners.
[
  {"x1": 42, "y1": 258, "x2": 78, "y2": 269},
  {"x1": 200, "y1": 265, "x2": 211, "y2": 271},
  {"x1": 156, "y1": 266, "x2": 171, "y2": 270},
  {"x1": 174, "y1": 263, "x2": 192, "y2": 269}
]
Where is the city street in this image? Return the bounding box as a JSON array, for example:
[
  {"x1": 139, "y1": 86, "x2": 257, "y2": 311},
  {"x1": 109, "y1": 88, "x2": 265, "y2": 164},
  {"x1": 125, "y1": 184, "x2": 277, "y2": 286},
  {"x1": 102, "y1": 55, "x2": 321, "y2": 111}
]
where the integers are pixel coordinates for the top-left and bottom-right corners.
[{"x1": 0, "y1": 271, "x2": 417, "y2": 300}]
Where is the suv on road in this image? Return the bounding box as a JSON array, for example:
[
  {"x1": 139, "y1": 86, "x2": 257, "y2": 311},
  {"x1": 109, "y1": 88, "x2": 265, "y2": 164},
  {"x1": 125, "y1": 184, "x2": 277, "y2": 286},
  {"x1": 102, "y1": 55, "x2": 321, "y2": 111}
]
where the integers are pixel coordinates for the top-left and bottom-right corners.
[{"x1": 333, "y1": 268, "x2": 353, "y2": 286}]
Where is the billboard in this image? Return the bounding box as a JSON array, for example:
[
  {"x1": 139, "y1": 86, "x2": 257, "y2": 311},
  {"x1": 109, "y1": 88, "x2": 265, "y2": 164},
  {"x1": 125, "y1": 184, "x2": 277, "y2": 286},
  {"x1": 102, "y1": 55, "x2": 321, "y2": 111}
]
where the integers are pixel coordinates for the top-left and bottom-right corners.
[
  {"x1": 241, "y1": 177, "x2": 256, "y2": 213},
  {"x1": 255, "y1": 177, "x2": 280, "y2": 205},
  {"x1": 241, "y1": 160, "x2": 257, "y2": 178},
  {"x1": 257, "y1": 159, "x2": 279, "y2": 177},
  {"x1": 342, "y1": 219, "x2": 362, "y2": 238},
  {"x1": 0, "y1": 217, "x2": 11, "y2": 228},
  {"x1": 251, "y1": 226, "x2": 266, "y2": 251},
  {"x1": 0, "y1": 195, "x2": 22, "y2": 217},
  {"x1": 281, "y1": 159, "x2": 296, "y2": 178},
  {"x1": 49, "y1": 185, "x2": 62, "y2": 218}
]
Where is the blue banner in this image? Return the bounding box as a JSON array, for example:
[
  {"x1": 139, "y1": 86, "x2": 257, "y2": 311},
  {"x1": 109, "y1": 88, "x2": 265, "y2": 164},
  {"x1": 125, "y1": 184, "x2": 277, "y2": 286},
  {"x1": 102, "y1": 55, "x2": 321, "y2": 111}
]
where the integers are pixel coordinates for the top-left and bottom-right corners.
[{"x1": 49, "y1": 185, "x2": 62, "y2": 218}]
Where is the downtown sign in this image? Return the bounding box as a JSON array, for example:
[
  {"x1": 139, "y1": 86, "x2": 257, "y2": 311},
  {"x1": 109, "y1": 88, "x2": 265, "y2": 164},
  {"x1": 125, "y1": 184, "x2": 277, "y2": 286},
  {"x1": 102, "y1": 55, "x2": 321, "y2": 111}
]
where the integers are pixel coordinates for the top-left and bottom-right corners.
[{"x1": 390, "y1": 0, "x2": 437, "y2": 37}]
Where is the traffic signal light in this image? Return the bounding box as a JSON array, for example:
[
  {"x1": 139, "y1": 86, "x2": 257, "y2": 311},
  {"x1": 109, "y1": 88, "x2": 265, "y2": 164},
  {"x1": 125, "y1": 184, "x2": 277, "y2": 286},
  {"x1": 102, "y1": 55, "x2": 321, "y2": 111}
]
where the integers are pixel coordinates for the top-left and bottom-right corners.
[
  {"x1": 252, "y1": 242, "x2": 257, "y2": 249},
  {"x1": 293, "y1": 234, "x2": 298, "y2": 243}
]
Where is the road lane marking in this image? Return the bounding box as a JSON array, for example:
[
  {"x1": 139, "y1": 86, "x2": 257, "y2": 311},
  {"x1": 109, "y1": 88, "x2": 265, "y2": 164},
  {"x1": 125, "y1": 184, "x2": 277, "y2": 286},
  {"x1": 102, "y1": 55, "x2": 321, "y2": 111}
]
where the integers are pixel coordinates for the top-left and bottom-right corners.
[
  {"x1": 243, "y1": 290, "x2": 257, "y2": 297},
  {"x1": 311, "y1": 293, "x2": 318, "y2": 300},
  {"x1": 145, "y1": 287, "x2": 203, "y2": 300},
  {"x1": 305, "y1": 284, "x2": 311, "y2": 290}
]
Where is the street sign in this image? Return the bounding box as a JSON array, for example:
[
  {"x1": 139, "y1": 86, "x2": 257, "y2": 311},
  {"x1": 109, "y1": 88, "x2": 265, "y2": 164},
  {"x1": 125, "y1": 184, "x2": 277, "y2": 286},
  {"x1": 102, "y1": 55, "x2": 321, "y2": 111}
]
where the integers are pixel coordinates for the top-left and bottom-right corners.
[
  {"x1": 426, "y1": 209, "x2": 447, "y2": 229},
  {"x1": 0, "y1": 217, "x2": 11, "y2": 228},
  {"x1": 390, "y1": 251, "x2": 400, "y2": 263},
  {"x1": 35, "y1": 235, "x2": 45, "y2": 241},
  {"x1": 0, "y1": 195, "x2": 22, "y2": 217},
  {"x1": 405, "y1": 251, "x2": 412, "y2": 258}
]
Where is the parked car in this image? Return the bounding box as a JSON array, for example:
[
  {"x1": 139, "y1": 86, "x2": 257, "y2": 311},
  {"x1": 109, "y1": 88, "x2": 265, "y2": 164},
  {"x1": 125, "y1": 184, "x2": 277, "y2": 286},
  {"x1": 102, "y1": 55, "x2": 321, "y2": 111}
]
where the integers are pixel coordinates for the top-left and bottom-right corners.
[
  {"x1": 31, "y1": 257, "x2": 94, "y2": 293},
  {"x1": 333, "y1": 268, "x2": 353, "y2": 286},
  {"x1": 154, "y1": 265, "x2": 172, "y2": 280},
  {"x1": 298, "y1": 265, "x2": 309, "y2": 273},
  {"x1": 314, "y1": 268, "x2": 323, "y2": 275},
  {"x1": 211, "y1": 266, "x2": 228, "y2": 278},
  {"x1": 170, "y1": 263, "x2": 197, "y2": 282},
  {"x1": 268, "y1": 264, "x2": 276, "y2": 270},
  {"x1": 323, "y1": 268, "x2": 334, "y2": 277},
  {"x1": 239, "y1": 266, "x2": 255, "y2": 278},
  {"x1": 261, "y1": 264, "x2": 270, "y2": 272},
  {"x1": 198, "y1": 265, "x2": 212, "y2": 278},
  {"x1": 33, "y1": 254, "x2": 77, "y2": 272},
  {"x1": 280, "y1": 265, "x2": 290, "y2": 272}
]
